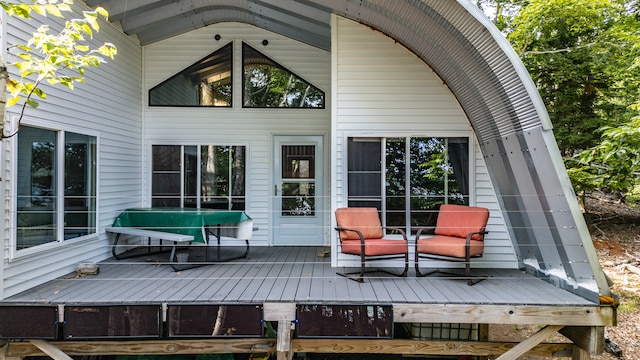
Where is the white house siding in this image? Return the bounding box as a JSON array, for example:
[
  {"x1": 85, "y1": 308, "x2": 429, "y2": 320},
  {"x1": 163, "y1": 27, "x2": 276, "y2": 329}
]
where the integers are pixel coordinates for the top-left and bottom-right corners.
[
  {"x1": 142, "y1": 23, "x2": 332, "y2": 246},
  {"x1": 0, "y1": 3, "x2": 143, "y2": 298},
  {"x1": 331, "y1": 16, "x2": 517, "y2": 269}
]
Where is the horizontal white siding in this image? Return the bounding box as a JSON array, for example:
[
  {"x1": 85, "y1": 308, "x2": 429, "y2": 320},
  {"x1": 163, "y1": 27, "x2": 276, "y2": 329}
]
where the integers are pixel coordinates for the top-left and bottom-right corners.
[
  {"x1": 1, "y1": 3, "x2": 143, "y2": 298},
  {"x1": 143, "y1": 23, "x2": 332, "y2": 246},
  {"x1": 332, "y1": 17, "x2": 517, "y2": 269}
]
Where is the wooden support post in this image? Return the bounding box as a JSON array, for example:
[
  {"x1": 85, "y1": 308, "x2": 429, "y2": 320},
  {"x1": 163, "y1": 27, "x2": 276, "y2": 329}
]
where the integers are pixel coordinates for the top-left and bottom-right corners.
[
  {"x1": 560, "y1": 326, "x2": 603, "y2": 354},
  {"x1": 495, "y1": 325, "x2": 564, "y2": 360},
  {"x1": 572, "y1": 346, "x2": 591, "y2": 360},
  {"x1": 276, "y1": 320, "x2": 294, "y2": 360},
  {"x1": 28, "y1": 340, "x2": 73, "y2": 360}
]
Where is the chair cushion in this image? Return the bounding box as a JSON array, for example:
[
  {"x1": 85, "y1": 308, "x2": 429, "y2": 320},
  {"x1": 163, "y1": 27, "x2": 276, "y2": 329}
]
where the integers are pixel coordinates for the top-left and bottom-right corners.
[
  {"x1": 434, "y1": 204, "x2": 489, "y2": 240},
  {"x1": 341, "y1": 239, "x2": 408, "y2": 256},
  {"x1": 416, "y1": 235, "x2": 484, "y2": 258},
  {"x1": 335, "y1": 207, "x2": 384, "y2": 240}
]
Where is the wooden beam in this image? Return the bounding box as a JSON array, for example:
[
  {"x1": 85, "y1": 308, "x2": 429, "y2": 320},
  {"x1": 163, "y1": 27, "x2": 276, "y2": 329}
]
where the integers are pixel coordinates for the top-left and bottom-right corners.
[
  {"x1": 0, "y1": 343, "x2": 22, "y2": 360},
  {"x1": 276, "y1": 320, "x2": 293, "y2": 360},
  {"x1": 4, "y1": 339, "x2": 275, "y2": 358},
  {"x1": 560, "y1": 326, "x2": 604, "y2": 354},
  {"x1": 290, "y1": 339, "x2": 573, "y2": 357},
  {"x1": 4, "y1": 338, "x2": 585, "y2": 358},
  {"x1": 28, "y1": 340, "x2": 73, "y2": 360},
  {"x1": 495, "y1": 325, "x2": 564, "y2": 360},
  {"x1": 394, "y1": 304, "x2": 614, "y2": 326},
  {"x1": 263, "y1": 302, "x2": 296, "y2": 321},
  {"x1": 573, "y1": 346, "x2": 591, "y2": 360}
]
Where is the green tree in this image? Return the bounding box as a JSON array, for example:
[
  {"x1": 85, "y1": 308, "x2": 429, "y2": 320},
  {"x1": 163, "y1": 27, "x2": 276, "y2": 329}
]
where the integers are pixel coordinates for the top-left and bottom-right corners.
[
  {"x1": 580, "y1": 115, "x2": 640, "y2": 202},
  {"x1": 0, "y1": 0, "x2": 117, "y2": 139},
  {"x1": 574, "y1": 2, "x2": 640, "y2": 204},
  {"x1": 473, "y1": 0, "x2": 527, "y2": 30},
  {"x1": 505, "y1": 0, "x2": 640, "y2": 205},
  {"x1": 508, "y1": 0, "x2": 625, "y2": 156}
]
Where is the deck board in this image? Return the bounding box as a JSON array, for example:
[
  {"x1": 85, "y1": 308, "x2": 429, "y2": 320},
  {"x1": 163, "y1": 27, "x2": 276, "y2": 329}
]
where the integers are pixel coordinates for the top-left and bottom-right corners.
[{"x1": 2, "y1": 247, "x2": 595, "y2": 307}]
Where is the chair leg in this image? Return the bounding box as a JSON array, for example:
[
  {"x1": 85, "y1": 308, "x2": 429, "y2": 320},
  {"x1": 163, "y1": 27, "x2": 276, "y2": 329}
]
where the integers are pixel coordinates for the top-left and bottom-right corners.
[
  {"x1": 336, "y1": 253, "x2": 366, "y2": 282},
  {"x1": 415, "y1": 255, "x2": 486, "y2": 285},
  {"x1": 337, "y1": 253, "x2": 408, "y2": 282},
  {"x1": 415, "y1": 254, "x2": 439, "y2": 277},
  {"x1": 465, "y1": 259, "x2": 486, "y2": 286},
  {"x1": 336, "y1": 271, "x2": 364, "y2": 283}
]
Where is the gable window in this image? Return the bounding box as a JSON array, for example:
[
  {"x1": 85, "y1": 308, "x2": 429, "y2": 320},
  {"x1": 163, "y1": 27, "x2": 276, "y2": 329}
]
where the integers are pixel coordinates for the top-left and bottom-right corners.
[
  {"x1": 347, "y1": 137, "x2": 469, "y2": 234},
  {"x1": 16, "y1": 126, "x2": 97, "y2": 250},
  {"x1": 149, "y1": 42, "x2": 232, "y2": 107},
  {"x1": 152, "y1": 145, "x2": 246, "y2": 210},
  {"x1": 242, "y1": 42, "x2": 325, "y2": 108}
]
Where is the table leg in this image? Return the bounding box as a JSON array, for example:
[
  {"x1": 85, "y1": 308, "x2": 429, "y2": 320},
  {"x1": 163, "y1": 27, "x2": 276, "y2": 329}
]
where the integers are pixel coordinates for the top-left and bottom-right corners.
[{"x1": 112, "y1": 234, "x2": 122, "y2": 259}]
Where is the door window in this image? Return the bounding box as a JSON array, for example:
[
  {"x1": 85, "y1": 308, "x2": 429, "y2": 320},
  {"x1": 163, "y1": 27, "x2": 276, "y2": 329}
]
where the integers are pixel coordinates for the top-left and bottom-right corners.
[{"x1": 281, "y1": 145, "x2": 315, "y2": 216}]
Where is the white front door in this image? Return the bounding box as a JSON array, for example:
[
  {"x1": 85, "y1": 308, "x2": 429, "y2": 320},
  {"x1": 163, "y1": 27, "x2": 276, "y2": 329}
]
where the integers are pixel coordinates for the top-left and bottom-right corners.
[{"x1": 272, "y1": 135, "x2": 324, "y2": 245}]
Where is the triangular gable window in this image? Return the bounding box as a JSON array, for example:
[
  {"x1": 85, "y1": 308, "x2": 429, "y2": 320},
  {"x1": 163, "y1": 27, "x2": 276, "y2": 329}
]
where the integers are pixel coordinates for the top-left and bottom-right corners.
[
  {"x1": 242, "y1": 42, "x2": 325, "y2": 108},
  {"x1": 149, "y1": 42, "x2": 232, "y2": 107}
]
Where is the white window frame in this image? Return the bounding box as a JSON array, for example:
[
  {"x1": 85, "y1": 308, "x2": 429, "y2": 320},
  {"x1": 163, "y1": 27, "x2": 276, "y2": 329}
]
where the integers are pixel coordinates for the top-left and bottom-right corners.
[
  {"x1": 342, "y1": 131, "x2": 476, "y2": 234},
  {"x1": 9, "y1": 118, "x2": 100, "y2": 259}
]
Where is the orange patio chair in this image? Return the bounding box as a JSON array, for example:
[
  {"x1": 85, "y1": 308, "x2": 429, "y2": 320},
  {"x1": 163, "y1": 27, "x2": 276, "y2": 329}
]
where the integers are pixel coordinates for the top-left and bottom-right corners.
[
  {"x1": 414, "y1": 204, "x2": 489, "y2": 285},
  {"x1": 335, "y1": 207, "x2": 409, "y2": 282}
]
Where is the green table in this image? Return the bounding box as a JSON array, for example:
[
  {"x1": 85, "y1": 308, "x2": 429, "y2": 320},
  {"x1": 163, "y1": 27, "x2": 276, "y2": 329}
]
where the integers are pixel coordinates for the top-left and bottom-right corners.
[
  {"x1": 112, "y1": 207, "x2": 253, "y2": 243},
  {"x1": 111, "y1": 207, "x2": 253, "y2": 269}
]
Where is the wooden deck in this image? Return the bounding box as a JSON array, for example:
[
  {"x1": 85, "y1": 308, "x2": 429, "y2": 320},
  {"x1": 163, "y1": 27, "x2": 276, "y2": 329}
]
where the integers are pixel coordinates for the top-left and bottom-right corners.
[
  {"x1": 3, "y1": 246, "x2": 594, "y2": 307},
  {"x1": 1, "y1": 247, "x2": 616, "y2": 359}
]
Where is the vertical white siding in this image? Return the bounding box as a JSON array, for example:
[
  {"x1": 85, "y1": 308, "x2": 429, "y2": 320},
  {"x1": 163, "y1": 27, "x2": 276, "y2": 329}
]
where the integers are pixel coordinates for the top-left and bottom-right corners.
[
  {"x1": 1, "y1": 3, "x2": 143, "y2": 298},
  {"x1": 332, "y1": 17, "x2": 517, "y2": 268},
  {"x1": 143, "y1": 23, "x2": 331, "y2": 246}
]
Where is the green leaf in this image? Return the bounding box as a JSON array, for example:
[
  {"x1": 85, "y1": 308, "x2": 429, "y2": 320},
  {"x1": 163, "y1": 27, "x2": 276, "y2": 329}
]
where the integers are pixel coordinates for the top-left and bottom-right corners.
[
  {"x1": 44, "y1": 4, "x2": 63, "y2": 18},
  {"x1": 25, "y1": 98, "x2": 40, "y2": 108},
  {"x1": 6, "y1": 96, "x2": 20, "y2": 107},
  {"x1": 94, "y1": 6, "x2": 109, "y2": 19},
  {"x1": 12, "y1": 4, "x2": 32, "y2": 18},
  {"x1": 84, "y1": 11, "x2": 100, "y2": 30},
  {"x1": 33, "y1": 88, "x2": 47, "y2": 100},
  {"x1": 32, "y1": 5, "x2": 46, "y2": 17}
]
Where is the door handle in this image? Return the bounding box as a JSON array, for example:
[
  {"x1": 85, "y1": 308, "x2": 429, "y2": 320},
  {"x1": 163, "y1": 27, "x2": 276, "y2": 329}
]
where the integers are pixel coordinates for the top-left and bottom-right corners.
[{"x1": 274, "y1": 185, "x2": 277, "y2": 196}]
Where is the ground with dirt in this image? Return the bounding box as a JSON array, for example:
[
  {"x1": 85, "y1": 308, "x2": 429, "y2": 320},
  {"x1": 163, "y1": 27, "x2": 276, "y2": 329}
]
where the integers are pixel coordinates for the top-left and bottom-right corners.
[
  {"x1": 586, "y1": 193, "x2": 640, "y2": 360},
  {"x1": 490, "y1": 192, "x2": 640, "y2": 359}
]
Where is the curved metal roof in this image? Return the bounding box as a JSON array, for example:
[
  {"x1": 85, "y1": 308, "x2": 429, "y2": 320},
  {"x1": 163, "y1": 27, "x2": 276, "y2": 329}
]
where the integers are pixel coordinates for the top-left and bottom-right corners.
[{"x1": 84, "y1": 0, "x2": 608, "y2": 300}]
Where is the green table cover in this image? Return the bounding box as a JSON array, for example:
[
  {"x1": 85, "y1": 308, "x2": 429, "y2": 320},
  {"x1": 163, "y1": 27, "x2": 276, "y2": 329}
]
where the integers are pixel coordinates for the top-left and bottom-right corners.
[{"x1": 111, "y1": 207, "x2": 252, "y2": 243}]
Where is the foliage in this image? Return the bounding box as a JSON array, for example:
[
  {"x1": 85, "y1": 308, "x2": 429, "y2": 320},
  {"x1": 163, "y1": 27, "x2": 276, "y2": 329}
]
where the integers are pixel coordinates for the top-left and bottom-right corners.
[
  {"x1": 579, "y1": 114, "x2": 640, "y2": 204},
  {"x1": 472, "y1": 0, "x2": 528, "y2": 30},
  {"x1": 502, "y1": 0, "x2": 640, "y2": 203},
  {"x1": 0, "y1": 0, "x2": 117, "y2": 139},
  {"x1": 508, "y1": 0, "x2": 627, "y2": 156}
]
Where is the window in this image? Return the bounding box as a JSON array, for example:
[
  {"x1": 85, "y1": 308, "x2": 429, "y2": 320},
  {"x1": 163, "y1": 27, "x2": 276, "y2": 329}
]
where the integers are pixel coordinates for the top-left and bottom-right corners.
[
  {"x1": 149, "y1": 42, "x2": 232, "y2": 107},
  {"x1": 16, "y1": 126, "x2": 97, "y2": 250},
  {"x1": 152, "y1": 145, "x2": 246, "y2": 210},
  {"x1": 242, "y1": 42, "x2": 325, "y2": 108},
  {"x1": 347, "y1": 137, "x2": 469, "y2": 233},
  {"x1": 148, "y1": 41, "x2": 325, "y2": 108}
]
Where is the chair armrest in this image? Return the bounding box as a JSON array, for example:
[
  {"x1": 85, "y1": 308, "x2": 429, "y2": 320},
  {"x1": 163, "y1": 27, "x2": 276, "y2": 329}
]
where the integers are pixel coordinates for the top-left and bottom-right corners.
[
  {"x1": 383, "y1": 226, "x2": 407, "y2": 239},
  {"x1": 414, "y1": 226, "x2": 436, "y2": 239},
  {"x1": 465, "y1": 230, "x2": 489, "y2": 244},
  {"x1": 335, "y1": 226, "x2": 365, "y2": 242}
]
